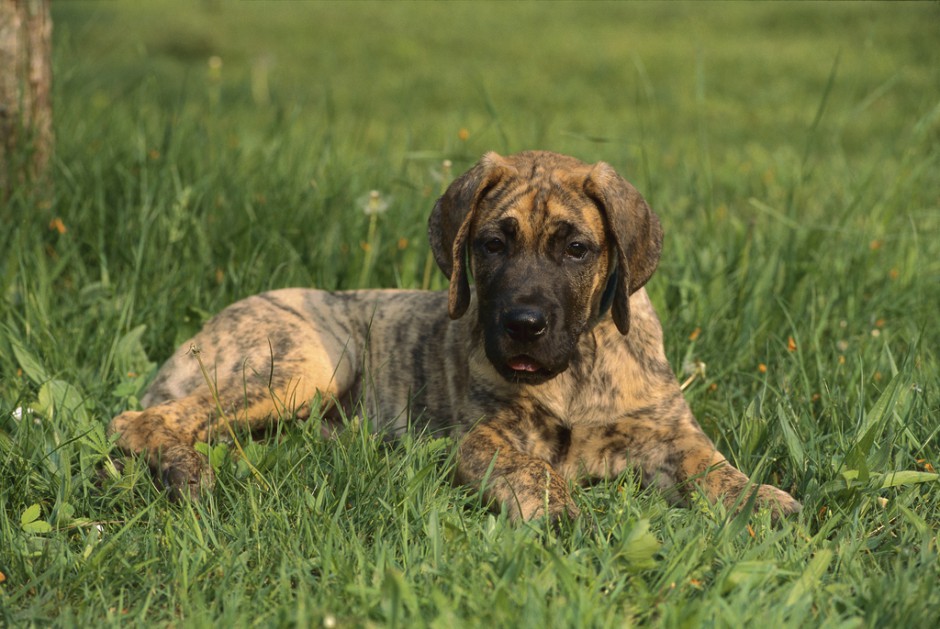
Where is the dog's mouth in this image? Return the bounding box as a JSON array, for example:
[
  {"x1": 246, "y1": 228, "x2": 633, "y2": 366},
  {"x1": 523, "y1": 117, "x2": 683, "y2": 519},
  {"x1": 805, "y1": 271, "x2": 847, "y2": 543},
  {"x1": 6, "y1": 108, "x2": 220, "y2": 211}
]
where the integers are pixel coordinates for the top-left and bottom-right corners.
[
  {"x1": 508, "y1": 355, "x2": 543, "y2": 373},
  {"x1": 503, "y1": 354, "x2": 557, "y2": 384}
]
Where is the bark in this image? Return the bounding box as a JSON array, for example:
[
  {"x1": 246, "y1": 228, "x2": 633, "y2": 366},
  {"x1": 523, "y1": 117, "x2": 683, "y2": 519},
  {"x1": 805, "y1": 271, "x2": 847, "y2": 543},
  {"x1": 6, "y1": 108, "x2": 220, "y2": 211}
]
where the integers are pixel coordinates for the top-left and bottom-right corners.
[{"x1": 0, "y1": 0, "x2": 53, "y2": 200}]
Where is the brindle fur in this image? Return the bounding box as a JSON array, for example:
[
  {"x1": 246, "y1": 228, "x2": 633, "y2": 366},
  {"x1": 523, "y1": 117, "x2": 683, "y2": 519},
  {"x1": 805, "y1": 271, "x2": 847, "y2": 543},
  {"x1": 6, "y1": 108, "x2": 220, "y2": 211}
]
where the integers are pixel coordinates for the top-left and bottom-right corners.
[{"x1": 109, "y1": 151, "x2": 800, "y2": 522}]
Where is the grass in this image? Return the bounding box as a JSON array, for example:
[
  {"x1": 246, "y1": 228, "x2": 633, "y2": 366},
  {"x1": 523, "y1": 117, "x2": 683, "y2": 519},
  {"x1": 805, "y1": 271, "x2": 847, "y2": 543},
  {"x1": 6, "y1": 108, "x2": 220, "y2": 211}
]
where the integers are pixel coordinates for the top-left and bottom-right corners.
[{"x1": 1, "y1": 1, "x2": 939, "y2": 626}]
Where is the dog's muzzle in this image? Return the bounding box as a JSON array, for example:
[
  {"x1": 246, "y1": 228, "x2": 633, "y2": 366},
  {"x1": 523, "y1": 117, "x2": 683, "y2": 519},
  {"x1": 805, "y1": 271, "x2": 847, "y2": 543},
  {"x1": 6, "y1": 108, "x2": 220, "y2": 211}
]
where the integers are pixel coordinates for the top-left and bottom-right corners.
[{"x1": 483, "y1": 302, "x2": 575, "y2": 384}]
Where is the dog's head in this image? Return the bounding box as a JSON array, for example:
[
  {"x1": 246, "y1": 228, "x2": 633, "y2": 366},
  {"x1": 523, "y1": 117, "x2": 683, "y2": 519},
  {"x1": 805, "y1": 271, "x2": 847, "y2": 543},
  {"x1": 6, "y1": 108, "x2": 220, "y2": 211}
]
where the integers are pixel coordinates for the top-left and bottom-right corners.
[{"x1": 428, "y1": 151, "x2": 662, "y2": 384}]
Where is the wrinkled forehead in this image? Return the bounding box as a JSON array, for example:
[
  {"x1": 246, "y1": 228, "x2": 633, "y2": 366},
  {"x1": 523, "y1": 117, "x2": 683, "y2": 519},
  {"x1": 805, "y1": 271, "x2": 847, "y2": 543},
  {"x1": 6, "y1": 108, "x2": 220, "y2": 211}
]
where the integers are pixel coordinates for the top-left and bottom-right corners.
[{"x1": 474, "y1": 173, "x2": 607, "y2": 243}]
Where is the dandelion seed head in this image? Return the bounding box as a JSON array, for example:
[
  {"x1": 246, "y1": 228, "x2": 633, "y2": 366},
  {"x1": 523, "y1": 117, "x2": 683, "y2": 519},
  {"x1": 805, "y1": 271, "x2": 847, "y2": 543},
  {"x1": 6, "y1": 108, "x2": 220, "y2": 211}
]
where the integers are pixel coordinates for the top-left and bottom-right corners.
[
  {"x1": 208, "y1": 56, "x2": 223, "y2": 86},
  {"x1": 681, "y1": 360, "x2": 706, "y2": 377},
  {"x1": 359, "y1": 190, "x2": 389, "y2": 215}
]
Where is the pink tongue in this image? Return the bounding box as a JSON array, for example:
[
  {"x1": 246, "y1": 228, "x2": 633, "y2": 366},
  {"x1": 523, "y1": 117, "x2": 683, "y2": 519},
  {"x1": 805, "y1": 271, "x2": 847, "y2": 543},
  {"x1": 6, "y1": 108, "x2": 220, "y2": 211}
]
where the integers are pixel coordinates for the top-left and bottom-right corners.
[{"x1": 508, "y1": 356, "x2": 541, "y2": 372}]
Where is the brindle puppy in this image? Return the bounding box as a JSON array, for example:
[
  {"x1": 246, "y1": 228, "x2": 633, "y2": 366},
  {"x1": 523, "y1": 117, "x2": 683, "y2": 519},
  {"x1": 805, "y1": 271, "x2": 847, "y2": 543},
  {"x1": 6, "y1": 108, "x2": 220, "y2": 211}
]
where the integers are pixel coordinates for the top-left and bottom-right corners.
[{"x1": 109, "y1": 151, "x2": 801, "y2": 521}]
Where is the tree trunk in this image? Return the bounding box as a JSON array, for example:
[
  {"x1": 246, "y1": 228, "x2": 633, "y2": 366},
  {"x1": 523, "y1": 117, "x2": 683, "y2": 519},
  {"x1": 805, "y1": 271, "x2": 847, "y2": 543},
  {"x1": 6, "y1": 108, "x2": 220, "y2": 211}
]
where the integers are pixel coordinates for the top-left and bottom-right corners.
[{"x1": 0, "y1": 0, "x2": 53, "y2": 201}]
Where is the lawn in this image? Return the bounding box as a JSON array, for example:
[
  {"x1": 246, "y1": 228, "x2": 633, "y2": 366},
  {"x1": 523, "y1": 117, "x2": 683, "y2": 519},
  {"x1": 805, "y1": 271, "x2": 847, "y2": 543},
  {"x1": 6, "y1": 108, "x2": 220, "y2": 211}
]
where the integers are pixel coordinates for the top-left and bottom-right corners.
[{"x1": 1, "y1": 1, "x2": 939, "y2": 626}]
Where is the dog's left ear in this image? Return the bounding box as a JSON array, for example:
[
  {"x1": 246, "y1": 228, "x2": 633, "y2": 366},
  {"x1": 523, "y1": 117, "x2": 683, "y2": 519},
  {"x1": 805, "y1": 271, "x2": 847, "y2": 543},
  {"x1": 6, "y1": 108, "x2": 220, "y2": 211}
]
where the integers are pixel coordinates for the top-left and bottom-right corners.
[
  {"x1": 428, "y1": 152, "x2": 515, "y2": 319},
  {"x1": 584, "y1": 162, "x2": 663, "y2": 336}
]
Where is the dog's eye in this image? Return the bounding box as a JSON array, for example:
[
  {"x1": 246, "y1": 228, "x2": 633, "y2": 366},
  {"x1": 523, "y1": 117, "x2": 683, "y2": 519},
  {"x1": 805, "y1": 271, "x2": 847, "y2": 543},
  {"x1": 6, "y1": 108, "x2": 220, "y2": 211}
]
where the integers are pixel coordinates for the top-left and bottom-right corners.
[
  {"x1": 484, "y1": 238, "x2": 505, "y2": 254},
  {"x1": 565, "y1": 242, "x2": 589, "y2": 260}
]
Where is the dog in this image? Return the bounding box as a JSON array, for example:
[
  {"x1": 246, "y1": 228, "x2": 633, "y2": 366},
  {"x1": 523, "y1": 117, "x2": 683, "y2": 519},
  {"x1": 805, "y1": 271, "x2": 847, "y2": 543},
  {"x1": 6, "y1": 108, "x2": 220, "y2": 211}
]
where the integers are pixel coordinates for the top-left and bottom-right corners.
[{"x1": 109, "y1": 150, "x2": 801, "y2": 522}]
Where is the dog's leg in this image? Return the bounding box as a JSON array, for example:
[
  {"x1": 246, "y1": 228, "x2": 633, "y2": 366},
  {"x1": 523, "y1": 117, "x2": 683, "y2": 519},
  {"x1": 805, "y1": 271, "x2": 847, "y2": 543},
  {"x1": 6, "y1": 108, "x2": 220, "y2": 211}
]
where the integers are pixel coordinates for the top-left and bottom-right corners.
[
  {"x1": 109, "y1": 379, "x2": 319, "y2": 499},
  {"x1": 455, "y1": 420, "x2": 579, "y2": 522},
  {"x1": 561, "y1": 392, "x2": 801, "y2": 520},
  {"x1": 110, "y1": 398, "x2": 220, "y2": 498},
  {"x1": 108, "y1": 290, "x2": 364, "y2": 499}
]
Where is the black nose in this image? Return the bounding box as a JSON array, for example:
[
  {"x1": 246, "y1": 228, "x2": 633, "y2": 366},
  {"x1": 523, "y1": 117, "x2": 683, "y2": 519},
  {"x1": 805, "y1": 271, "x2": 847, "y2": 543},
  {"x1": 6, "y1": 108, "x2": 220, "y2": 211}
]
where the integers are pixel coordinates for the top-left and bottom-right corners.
[{"x1": 502, "y1": 308, "x2": 548, "y2": 342}]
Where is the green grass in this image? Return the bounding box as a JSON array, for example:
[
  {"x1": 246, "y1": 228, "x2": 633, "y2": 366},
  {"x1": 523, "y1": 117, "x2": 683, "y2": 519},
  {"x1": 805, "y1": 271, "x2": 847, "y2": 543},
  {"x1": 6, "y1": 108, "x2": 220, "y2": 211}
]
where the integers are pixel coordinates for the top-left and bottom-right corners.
[{"x1": 2, "y1": 1, "x2": 939, "y2": 625}]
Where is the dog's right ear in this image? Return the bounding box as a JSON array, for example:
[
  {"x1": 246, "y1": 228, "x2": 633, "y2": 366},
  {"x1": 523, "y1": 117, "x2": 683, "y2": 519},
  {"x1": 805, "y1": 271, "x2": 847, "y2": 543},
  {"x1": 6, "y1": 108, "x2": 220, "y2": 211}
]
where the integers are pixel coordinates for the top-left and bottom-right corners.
[{"x1": 428, "y1": 152, "x2": 514, "y2": 319}]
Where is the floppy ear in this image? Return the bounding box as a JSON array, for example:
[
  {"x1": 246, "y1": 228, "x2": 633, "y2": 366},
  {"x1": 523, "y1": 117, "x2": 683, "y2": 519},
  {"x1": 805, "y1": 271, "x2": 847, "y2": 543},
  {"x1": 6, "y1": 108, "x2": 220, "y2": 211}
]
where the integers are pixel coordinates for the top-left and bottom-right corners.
[
  {"x1": 428, "y1": 152, "x2": 514, "y2": 319},
  {"x1": 584, "y1": 162, "x2": 663, "y2": 336}
]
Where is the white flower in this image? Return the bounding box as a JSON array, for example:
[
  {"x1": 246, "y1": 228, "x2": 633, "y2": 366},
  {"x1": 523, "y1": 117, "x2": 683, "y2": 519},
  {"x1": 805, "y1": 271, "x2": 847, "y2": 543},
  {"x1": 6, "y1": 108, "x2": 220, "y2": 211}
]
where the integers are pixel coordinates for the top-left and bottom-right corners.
[
  {"x1": 358, "y1": 190, "x2": 389, "y2": 215},
  {"x1": 12, "y1": 407, "x2": 36, "y2": 422}
]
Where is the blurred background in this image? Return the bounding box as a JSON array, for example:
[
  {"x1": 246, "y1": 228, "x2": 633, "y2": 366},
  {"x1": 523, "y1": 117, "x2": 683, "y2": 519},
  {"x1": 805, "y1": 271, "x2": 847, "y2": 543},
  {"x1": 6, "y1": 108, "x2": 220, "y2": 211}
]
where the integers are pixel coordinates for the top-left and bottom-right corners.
[{"x1": 34, "y1": 0, "x2": 937, "y2": 357}]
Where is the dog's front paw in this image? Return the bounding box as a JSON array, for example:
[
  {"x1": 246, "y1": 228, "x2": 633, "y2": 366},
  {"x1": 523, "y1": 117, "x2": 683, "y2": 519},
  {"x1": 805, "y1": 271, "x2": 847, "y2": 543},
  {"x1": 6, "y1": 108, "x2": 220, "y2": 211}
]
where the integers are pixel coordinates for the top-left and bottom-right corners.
[
  {"x1": 515, "y1": 489, "x2": 580, "y2": 524},
  {"x1": 754, "y1": 484, "x2": 801, "y2": 520},
  {"x1": 504, "y1": 461, "x2": 580, "y2": 523},
  {"x1": 159, "y1": 444, "x2": 215, "y2": 501}
]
